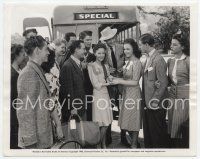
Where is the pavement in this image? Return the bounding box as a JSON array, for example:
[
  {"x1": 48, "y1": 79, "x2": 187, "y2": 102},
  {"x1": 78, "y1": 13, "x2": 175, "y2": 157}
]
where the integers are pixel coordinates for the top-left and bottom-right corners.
[{"x1": 107, "y1": 120, "x2": 144, "y2": 149}]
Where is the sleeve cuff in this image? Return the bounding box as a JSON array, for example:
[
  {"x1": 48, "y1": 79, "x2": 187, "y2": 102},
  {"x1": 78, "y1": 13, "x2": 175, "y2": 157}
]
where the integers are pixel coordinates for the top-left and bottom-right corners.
[{"x1": 20, "y1": 134, "x2": 37, "y2": 147}]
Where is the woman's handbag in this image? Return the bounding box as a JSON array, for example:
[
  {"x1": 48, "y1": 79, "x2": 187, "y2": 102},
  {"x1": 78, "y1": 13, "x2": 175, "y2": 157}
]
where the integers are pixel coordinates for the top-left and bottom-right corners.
[{"x1": 61, "y1": 114, "x2": 101, "y2": 147}]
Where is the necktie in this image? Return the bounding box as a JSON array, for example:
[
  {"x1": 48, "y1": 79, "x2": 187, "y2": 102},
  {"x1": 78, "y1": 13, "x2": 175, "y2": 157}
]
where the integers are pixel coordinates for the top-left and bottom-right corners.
[
  {"x1": 109, "y1": 46, "x2": 117, "y2": 69},
  {"x1": 102, "y1": 63, "x2": 108, "y2": 82},
  {"x1": 172, "y1": 59, "x2": 178, "y2": 84},
  {"x1": 144, "y1": 54, "x2": 150, "y2": 72}
]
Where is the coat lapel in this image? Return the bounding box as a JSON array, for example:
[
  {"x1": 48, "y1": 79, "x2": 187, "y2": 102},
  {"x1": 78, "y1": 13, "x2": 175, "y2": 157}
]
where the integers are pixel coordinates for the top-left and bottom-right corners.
[
  {"x1": 69, "y1": 58, "x2": 84, "y2": 80},
  {"x1": 28, "y1": 61, "x2": 50, "y2": 94},
  {"x1": 144, "y1": 51, "x2": 159, "y2": 73}
]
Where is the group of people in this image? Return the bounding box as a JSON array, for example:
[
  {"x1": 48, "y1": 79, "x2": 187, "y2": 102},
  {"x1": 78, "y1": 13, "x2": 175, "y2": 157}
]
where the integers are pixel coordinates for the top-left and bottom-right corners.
[{"x1": 10, "y1": 26, "x2": 190, "y2": 149}]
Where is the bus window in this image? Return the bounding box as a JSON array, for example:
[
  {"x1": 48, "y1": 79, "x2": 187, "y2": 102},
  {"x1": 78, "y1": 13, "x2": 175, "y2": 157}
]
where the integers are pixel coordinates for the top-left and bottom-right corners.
[
  {"x1": 53, "y1": 24, "x2": 97, "y2": 43},
  {"x1": 23, "y1": 17, "x2": 52, "y2": 41}
]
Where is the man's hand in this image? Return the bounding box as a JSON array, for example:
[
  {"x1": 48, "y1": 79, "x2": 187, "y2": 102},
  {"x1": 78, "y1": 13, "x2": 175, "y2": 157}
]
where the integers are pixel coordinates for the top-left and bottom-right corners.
[
  {"x1": 71, "y1": 109, "x2": 77, "y2": 115},
  {"x1": 81, "y1": 61, "x2": 88, "y2": 69},
  {"x1": 56, "y1": 125, "x2": 64, "y2": 140},
  {"x1": 150, "y1": 101, "x2": 159, "y2": 110},
  {"x1": 25, "y1": 143, "x2": 37, "y2": 149},
  {"x1": 155, "y1": 80, "x2": 161, "y2": 89}
]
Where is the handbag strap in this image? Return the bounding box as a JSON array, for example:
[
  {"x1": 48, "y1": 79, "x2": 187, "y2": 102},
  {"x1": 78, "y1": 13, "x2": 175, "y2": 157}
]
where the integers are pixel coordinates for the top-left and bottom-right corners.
[
  {"x1": 68, "y1": 113, "x2": 85, "y2": 146},
  {"x1": 68, "y1": 113, "x2": 82, "y2": 122}
]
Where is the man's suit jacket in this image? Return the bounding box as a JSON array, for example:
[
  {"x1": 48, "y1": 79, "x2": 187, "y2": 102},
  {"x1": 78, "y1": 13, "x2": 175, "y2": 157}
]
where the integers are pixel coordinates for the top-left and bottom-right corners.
[
  {"x1": 83, "y1": 52, "x2": 96, "y2": 96},
  {"x1": 59, "y1": 57, "x2": 86, "y2": 122},
  {"x1": 142, "y1": 50, "x2": 168, "y2": 109},
  {"x1": 59, "y1": 48, "x2": 71, "y2": 69},
  {"x1": 105, "y1": 43, "x2": 125, "y2": 72},
  {"x1": 17, "y1": 61, "x2": 53, "y2": 148},
  {"x1": 10, "y1": 67, "x2": 19, "y2": 148}
]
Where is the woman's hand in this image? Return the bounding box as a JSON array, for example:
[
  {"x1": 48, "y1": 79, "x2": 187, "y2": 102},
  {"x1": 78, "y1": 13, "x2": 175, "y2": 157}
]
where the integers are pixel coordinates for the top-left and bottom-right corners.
[
  {"x1": 109, "y1": 67, "x2": 116, "y2": 74},
  {"x1": 107, "y1": 75, "x2": 114, "y2": 82},
  {"x1": 102, "y1": 82, "x2": 110, "y2": 86},
  {"x1": 111, "y1": 78, "x2": 120, "y2": 85}
]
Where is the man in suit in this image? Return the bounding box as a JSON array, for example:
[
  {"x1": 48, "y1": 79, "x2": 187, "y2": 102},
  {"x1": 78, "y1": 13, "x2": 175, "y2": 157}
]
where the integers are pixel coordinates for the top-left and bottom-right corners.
[
  {"x1": 59, "y1": 40, "x2": 86, "y2": 123},
  {"x1": 17, "y1": 36, "x2": 63, "y2": 149},
  {"x1": 99, "y1": 27, "x2": 125, "y2": 146},
  {"x1": 139, "y1": 33, "x2": 168, "y2": 148},
  {"x1": 59, "y1": 32, "x2": 76, "y2": 69},
  {"x1": 79, "y1": 30, "x2": 96, "y2": 121}
]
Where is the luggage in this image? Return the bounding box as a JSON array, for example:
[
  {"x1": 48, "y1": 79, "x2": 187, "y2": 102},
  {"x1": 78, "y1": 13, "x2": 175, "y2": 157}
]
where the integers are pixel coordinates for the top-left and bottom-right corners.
[
  {"x1": 51, "y1": 140, "x2": 82, "y2": 149},
  {"x1": 61, "y1": 114, "x2": 101, "y2": 148}
]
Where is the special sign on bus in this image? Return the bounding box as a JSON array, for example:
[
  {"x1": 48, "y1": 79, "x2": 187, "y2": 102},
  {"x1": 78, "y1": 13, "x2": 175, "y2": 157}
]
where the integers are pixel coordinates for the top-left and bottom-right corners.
[{"x1": 74, "y1": 12, "x2": 119, "y2": 20}]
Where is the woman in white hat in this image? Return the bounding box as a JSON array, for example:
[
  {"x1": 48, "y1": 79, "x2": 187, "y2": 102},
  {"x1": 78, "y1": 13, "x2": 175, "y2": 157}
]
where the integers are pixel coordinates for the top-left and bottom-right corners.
[{"x1": 99, "y1": 27, "x2": 125, "y2": 146}]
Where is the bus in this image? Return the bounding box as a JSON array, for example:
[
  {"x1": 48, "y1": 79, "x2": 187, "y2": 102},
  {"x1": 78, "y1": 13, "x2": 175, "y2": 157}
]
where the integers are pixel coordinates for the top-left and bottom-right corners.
[
  {"x1": 23, "y1": 5, "x2": 172, "y2": 61},
  {"x1": 52, "y1": 6, "x2": 140, "y2": 44},
  {"x1": 23, "y1": 17, "x2": 52, "y2": 41}
]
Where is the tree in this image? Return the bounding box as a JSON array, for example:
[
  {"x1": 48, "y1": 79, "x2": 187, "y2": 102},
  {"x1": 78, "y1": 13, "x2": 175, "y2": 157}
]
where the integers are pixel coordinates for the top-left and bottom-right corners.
[{"x1": 138, "y1": 6, "x2": 190, "y2": 53}]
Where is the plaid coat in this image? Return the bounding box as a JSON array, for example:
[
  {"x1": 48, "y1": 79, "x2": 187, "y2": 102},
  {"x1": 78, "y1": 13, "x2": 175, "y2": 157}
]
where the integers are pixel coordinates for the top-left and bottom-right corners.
[
  {"x1": 17, "y1": 61, "x2": 53, "y2": 148},
  {"x1": 59, "y1": 57, "x2": 86, "y2": 122}
]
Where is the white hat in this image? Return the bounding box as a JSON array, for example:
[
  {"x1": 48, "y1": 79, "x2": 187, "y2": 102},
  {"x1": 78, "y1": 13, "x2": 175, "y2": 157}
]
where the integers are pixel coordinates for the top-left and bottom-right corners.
[
  {"x1": 48, "y1": 43, "x2": 56, "y2": 51},
  {"x1": 99, "y1": 27, "x2": 117, "y2": 41}
]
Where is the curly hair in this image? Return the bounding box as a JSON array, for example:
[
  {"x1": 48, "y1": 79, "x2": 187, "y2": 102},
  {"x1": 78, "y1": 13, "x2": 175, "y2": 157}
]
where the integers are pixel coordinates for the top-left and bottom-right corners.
[
  {"x1": 172, "y1": 33, "x2": 190, "y2": 56},
  {"x1": 124, "y1": 38, "x2": 141, "y2": 59},
  {"x1": 93, "y1": 43, "x2": 108, "y2": 64},
  {"x1": 11, "y1": 44, "x2": 24, "y2": 64},
  {"x1": 41, "y1": 47, "x2": 55, "y2": 73},
  {"x1": 24, "y1": 35, "x2": 46, "y2": 56},
  {"x1": 93, "y1": 43, "x2": 107, "y2": 53}
]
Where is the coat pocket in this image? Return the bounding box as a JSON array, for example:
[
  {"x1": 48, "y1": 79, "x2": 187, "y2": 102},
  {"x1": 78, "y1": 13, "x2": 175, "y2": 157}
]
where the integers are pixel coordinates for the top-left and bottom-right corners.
[{"x1": 147, "y1": 69, "x2": 156, "y2": 81}]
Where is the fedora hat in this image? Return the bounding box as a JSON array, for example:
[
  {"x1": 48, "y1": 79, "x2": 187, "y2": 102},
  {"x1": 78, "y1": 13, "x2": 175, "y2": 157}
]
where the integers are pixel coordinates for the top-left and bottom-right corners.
[{"x1": 99, "y1": 27, "x2": 117, "y2": 41}]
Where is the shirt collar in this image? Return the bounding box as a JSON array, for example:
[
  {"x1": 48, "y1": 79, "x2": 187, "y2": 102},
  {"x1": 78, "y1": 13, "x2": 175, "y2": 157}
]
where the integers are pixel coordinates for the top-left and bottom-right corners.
[
  {"x1": 29, "y1": 60, "x2": 45, "y2": 74},
  {"x1": 71, "y1": 55, "x2": 81, "y2": 66},
  {"x1": 171, "y1": 54, "x2": 187, "y2": 60},
  {"x1": 148, "y1": 49, "x2": 156, "y2": 57},
  {"x1": 89, "y1": 47, "x2": 93, "y2": 53}
]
